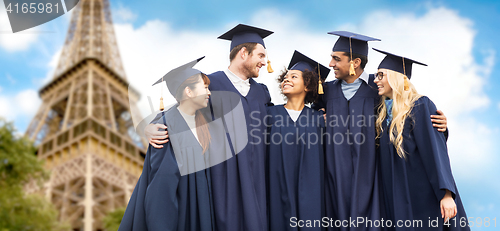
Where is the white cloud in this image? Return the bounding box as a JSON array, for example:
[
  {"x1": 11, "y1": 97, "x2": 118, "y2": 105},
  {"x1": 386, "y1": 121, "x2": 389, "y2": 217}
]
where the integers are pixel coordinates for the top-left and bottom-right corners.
[
  {"x1": 114, "y1": 9, "x2": 341, "y2": 127},
  {"x1": 0, "y1": 96, "x2": 12, "y2": 118},
  {"x1": 113, "y1": 4, "x2": 137, "y2": 23},
  {"x1": 114, "y1": 19, "x2": 228, "y2": 126},
  {"x1": 87, "y1": 6, "x2": 496, "y2": 182},
  {"x1": 39, "y1": 47, "x2": 62, "y2": 85},
  {"x1": 348, "y1": 7, "x2": 496, "y2": 181},
  {"x1": 357, "y1": 7, "x2": 493, "y2": 118},
  {"x1": 15, "y1": 89, "x2": 40, "y2": 115},
  {"x1": 0, "y1": 89, "x2": 41, "y2": 121},
  {"x1": 0, "y1": 3, "x2": 40, "y2": 52}
]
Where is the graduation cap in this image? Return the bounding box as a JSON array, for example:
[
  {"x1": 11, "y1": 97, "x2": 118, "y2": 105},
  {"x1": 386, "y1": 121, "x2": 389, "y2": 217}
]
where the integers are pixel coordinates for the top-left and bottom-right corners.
[
  {"x1": 373, "y1": 48, "x2": 427, "y2": 90},
  {"x1": 152, "y1": 56, "x2": 205, "y2": 110},
  {"x1": 328, "y1": 31, "x2": 380, "y2": 76},
  {"x1": 218, "y1": 24, "x2": 275, "y2": 73},
  {"x1": 287, "y1": 50, "x2": 330, "y2": 94}
]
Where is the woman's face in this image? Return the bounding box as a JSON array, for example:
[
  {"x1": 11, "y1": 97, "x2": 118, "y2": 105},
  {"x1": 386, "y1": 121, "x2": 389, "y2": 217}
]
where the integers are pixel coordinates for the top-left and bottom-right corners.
[
  {"x1": 188, "y1": 80, "x2": 211, "y2": 109},
  {"x1": 374, "y1": 68, "x2": 393, "y2": 98},
  {"x1": 281, "y1": 70, "x2": 307, "y2": 97}
]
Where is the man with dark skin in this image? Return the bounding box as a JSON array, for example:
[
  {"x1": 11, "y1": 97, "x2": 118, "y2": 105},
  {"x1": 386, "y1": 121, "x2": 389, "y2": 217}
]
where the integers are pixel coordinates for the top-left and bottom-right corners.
[{"x1": 313, "y1": 31, "x2": 447, "y2": 231}]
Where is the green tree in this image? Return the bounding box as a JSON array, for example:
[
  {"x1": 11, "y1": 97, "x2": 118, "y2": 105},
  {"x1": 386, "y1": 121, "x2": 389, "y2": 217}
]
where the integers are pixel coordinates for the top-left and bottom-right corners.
[
  {"x1": 0, "y1": 119, "x2": 70, "y2": 231},
  {"x1": 102, "y1": 207, "x2": 126, "y2": 231}
]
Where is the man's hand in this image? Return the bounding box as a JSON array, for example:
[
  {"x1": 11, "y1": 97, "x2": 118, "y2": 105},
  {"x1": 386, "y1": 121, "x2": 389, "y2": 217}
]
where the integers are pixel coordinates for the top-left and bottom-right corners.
[
  {"x1": 145, "y1": 123, "x2": 169, "y2": 148},
  {"x1": 431, "y1": 110, "x2": 447, "y2": 132},
  {"x1": 319, "y1": 108, "x2": 326, "y2": 123}
]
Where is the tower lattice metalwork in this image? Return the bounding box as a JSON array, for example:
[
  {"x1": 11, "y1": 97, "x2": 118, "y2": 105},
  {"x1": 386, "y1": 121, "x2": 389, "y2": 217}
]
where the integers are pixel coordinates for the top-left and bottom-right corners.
[{"x1": 25, "y1": 0, "x2": 146, "y2": 230}]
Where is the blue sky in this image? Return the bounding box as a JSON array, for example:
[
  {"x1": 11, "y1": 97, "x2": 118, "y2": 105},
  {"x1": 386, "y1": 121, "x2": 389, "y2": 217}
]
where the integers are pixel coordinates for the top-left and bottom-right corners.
[{"x1": 1, "y1": 0, "x2": 499, "y2": 229}]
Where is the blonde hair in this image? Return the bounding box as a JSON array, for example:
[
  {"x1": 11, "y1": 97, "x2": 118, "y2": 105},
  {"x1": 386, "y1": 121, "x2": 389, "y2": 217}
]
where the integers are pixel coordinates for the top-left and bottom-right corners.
[{"x1": 376, "y1": 69, "x2": 422, "y2": 158}]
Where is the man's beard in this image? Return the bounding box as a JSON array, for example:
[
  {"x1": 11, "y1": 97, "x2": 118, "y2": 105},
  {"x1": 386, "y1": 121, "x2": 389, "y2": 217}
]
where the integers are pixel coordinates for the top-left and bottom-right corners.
[{"x1": 242, "y1": 58, "x2": 259, "y2": 78}]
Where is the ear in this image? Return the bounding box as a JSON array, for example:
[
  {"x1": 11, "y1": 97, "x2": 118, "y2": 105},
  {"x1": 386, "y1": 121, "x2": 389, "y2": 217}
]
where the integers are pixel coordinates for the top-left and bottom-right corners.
[
  {"x1": 240, "y1": 47, "x2": 248, "y2": 59},
  {"x1": 184, "y1": 86, "x2": 193, "y2": 98},
  {"x1": 353, "y1": 57, "x2": 362, "y2": 69}
]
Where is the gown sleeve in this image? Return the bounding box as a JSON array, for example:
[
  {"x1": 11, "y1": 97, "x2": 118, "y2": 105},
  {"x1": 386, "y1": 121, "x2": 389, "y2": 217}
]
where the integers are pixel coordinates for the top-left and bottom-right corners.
[
  {"x1": 312, "y1": 81, "x2": 331, "y2": 111},
  {"x1": 260, "y1": 83, "x2": 274, "y2": 107},
  {"x1": 150, "y1": 112, "x2": 164, "y2": 124},
  {"x1": 143, "y1": 143, "x2": 181, "y2": 231},
  {"x1": 411, "y1": 96, "x2": 457, "y2": 201},
  {"x1": 117, "y1": 142, "x2": 179, "y2": 231}
]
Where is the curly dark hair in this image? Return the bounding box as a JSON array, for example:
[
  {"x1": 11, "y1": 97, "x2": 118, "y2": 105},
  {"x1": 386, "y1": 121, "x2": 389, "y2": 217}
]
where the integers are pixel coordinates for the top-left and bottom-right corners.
[{"x1": 277, "y1": 67, "x2": 319, "y2": 104}]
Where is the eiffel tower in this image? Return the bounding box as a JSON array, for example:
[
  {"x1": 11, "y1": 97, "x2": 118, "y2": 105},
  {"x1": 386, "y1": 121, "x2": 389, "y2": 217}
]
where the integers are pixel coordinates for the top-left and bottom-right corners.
[{"x1": 25, "y1": 0, "x2": 146, "y2": 230}]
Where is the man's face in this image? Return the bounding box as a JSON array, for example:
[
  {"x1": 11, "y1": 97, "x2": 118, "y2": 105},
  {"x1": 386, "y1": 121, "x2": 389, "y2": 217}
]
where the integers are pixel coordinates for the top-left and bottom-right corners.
[
  {"x1": 243, "y1": 44, "x2": 266, "y2": 78},
  {"x1": 329, "y1": 51, "x2": 350, "y2": 80}
]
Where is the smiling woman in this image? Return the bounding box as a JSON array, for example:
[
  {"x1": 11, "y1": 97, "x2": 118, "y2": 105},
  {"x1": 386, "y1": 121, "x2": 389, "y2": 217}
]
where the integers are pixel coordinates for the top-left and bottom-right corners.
[
  {"x1": 266, "y1": 50, "x2": 329, "y2": 231},
  {"x1": 118, "y1": 58, "x2": 215, "y2": 231},
  {"x1": 373, "y1": 48, "x2": 470, "y2": 230},
  {"x1": 278, "y1": 68, "x2": 318, "y2": 105}
]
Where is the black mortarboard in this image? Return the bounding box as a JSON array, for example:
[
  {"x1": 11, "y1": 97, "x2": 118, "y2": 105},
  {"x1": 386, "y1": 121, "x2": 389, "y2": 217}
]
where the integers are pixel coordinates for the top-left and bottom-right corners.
[
  {"x1": 373, "y1": 48, "x2": 427, "y2": 79},
  {"x1": 218, "y1": 24, "x2": 274, "y2": 51},
  {"x1": 152, "y1": 56, "x2": 205, "y2": 96},
  {"x1": 288, "y1": 50, "x2": 330, "y2": 82},
  {"x1": 328, "y1": 31, "x2": 380, "y2": 56},
  {"x1": 287, "y1": 50, "x2": 330, "y2": 94}
]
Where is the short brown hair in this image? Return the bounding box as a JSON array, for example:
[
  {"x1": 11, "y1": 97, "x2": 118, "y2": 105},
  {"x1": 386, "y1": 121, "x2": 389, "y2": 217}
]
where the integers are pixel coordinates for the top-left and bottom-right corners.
[
  {"x1": 229, "y1": 43, "x2": 258, "y2": 61},
  {"x1": 277, "y1": 68, "x2": 319, "y2": 104}
]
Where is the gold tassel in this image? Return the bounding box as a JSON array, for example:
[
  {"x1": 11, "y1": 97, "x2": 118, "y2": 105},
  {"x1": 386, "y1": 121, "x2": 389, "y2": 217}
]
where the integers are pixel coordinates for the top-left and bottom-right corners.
[
  {"x1": 159, "y1": 97, "x2": 164, "y2": 111},
  {"x1": 349, "y1": 60, "x2": 356, "y2": 76},
  {"x1": 267, "y1": 60, "x2": 274, "y2": 73},
  {"x1": 404, "y1": 76, "x2": 409, "y2": 91},
  {"x1": 318, "y1": 79, "x2": 324, "y2": 94},
  {"x1": 317, "y1": 63, "x2": 324, "y2": 94}
]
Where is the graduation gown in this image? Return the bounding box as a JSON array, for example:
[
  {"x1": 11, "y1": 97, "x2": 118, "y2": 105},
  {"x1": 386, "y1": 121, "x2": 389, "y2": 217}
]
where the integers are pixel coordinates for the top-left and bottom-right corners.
[
  {"x1": 313, "y1": 74, "x2": 381, "y2": 231},
  {"x1": 378, "y1": 96, "x2": 469, "y2": 231},
  {"x1": 118, "y1": 107, "x2": 214, "y2": 231},
  {"x1": 266, "y1": 105, "x2": 325, "y2": 230},
  {"x1": 207, "y1": 71, "x2": 272, "y2": 231}
]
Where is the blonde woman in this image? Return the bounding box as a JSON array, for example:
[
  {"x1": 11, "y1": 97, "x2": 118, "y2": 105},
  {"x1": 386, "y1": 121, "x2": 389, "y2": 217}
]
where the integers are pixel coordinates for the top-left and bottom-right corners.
[{"x1": 373, "y1": 48, "x2": 469, "y2": 230}]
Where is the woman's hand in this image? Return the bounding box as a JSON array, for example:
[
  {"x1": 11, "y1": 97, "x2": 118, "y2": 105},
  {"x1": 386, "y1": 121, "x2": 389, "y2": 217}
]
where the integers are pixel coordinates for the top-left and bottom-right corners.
[{"x1": 440, "y1": 190, "x2": 457, "y2": 222}]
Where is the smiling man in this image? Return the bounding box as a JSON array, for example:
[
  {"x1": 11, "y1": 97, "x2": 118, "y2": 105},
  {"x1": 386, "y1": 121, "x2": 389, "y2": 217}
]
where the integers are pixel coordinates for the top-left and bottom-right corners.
[
  {"x1": 145, "y1": 24, "x2": 274, "y2": 231},
  {"x1": 313, "y1": 31, "x2": 448, "y2": 231},
  {"x1": 207, "y1": 24, "x2": 273, "y2": 231}
]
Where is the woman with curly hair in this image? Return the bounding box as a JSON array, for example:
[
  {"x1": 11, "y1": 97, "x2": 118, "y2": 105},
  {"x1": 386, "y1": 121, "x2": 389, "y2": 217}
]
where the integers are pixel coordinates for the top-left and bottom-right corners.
[
  {"x1": 373, "y1": 48, "x2": 469, "y2": 231},
  {"x1": 266, "y1": 50, "x2": 329, "y2": 230}
]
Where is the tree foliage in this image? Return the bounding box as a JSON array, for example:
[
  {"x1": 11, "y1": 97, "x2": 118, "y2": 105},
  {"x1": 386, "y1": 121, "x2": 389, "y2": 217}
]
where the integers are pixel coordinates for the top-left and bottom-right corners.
[
  {"x1": 102, "y1": 207, "x2": 126, "y2": 231},
  {"x1": 0, "y1": 119, "x2": 70, "y2": 231}
]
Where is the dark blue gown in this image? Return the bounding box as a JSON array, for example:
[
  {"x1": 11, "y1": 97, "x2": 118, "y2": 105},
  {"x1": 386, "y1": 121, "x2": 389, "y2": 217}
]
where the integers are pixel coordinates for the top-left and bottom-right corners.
[
  {"x1": 118, "y1": 107, "x2": 215, "y2": 231},
  {"x1": 266, "y1": 105, "x2": 325, "y2": 230},
  {"x1": 378, "y1": 96, "x2": 469, "y2": 231},
  {"x1": 207, "y1": 71, "x2": 272, "y2": 231},
  {"x1": 313, "y1": 74, "x2": 381, "y2": 231}
]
